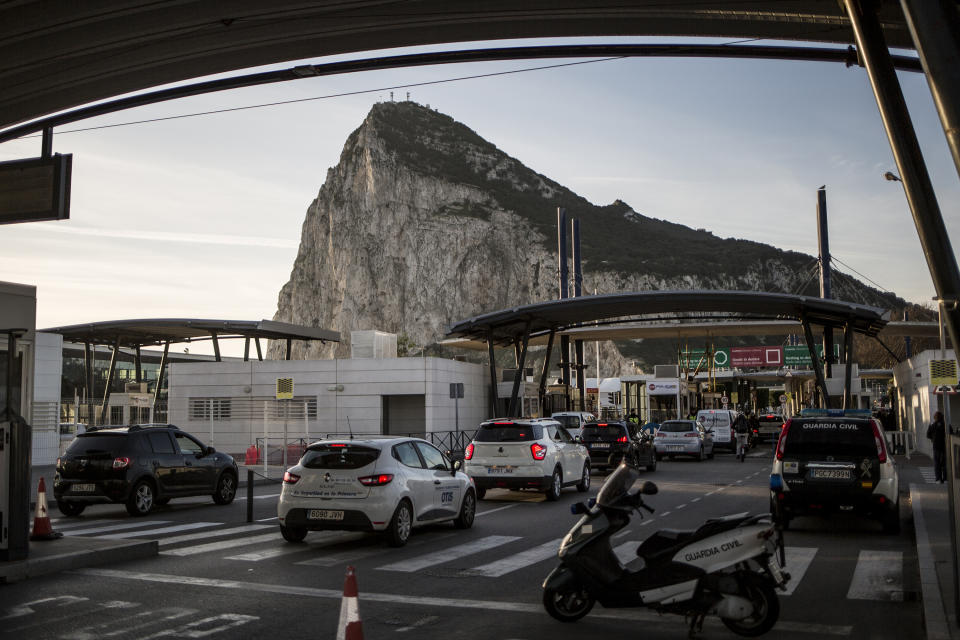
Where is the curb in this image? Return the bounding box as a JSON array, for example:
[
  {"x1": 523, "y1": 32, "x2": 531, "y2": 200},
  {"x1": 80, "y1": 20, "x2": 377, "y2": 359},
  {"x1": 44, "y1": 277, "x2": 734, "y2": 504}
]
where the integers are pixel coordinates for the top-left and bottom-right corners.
[
  {"x1": 0, "y1": 539, "x2": 158, "y2": 584},
  {"x1": 912, "y1": 483, "x2": 952, "y2": 640}
]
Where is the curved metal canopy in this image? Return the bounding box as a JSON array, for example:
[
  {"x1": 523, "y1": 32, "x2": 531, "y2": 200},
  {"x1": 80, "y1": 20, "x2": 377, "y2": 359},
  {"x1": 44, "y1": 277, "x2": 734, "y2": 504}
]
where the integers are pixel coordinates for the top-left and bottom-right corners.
[
  {"x1": 0, "y1": 1, "x2": 915, "y2": 131},
  {"x1": 445, "y1": 290, "x2": 889, "y2": 345}
]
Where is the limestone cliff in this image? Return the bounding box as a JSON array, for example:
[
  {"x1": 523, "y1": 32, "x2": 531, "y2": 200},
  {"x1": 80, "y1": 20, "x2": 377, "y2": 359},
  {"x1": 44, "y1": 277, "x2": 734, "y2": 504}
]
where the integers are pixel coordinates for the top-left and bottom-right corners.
[{"x1": 272, "y1": 102, "x2": 900, "y2": 370}]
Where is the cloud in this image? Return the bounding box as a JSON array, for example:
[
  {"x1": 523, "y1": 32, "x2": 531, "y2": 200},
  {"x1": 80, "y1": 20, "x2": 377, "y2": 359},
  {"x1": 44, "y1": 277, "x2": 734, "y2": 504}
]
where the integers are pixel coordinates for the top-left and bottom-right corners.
[{"x1": 37, "y1": 224, "x2": 298, "y2": 248}]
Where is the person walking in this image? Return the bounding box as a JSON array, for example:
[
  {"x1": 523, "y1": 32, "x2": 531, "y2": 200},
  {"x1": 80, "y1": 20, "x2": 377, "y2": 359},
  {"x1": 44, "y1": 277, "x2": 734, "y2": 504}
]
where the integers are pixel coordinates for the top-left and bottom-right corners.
[
  {"x1": 927, "y1": 411, "x2": 947, "y2": 483},
  {"x1": 734, "y1": 413, "x2": 749, "y2": 462}
]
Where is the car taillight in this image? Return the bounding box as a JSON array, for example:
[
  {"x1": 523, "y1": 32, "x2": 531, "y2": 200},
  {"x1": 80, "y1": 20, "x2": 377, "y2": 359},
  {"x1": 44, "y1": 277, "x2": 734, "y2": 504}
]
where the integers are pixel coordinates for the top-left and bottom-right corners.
[
  {"x1": 531, "y1": 443, "x2": 547, "y2": 460},
  {"x1": 112, "y1": 457, "x2": 130, "y2": 469},
  {"x1": 871, "y1": 420, "x2": 888, "y2": 463},
  {"x1": 464, "y1": 443, "x2": 475, "y2": 460},
  {"x1": 617, "y1": 436, "x2": 628, "y2": 443},
  {"x1": 776, "y1": 420, "x2": 792, "y2": 460},
  {"x1": 283, "y1": 471, "x2": 300, "y2": 484},
  {"x1": 358, "y1": 474, "x2": 394, "y2": 486}
]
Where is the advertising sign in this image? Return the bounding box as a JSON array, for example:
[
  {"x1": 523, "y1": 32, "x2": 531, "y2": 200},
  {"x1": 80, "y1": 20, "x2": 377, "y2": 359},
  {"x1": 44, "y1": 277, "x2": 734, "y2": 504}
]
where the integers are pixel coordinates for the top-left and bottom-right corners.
[
  {"x1": 648, "y1": 381, "x2": 681, "y2": 396},
  {"x1": 730, "y1": 346, "x2": 783, "y2": 367}
]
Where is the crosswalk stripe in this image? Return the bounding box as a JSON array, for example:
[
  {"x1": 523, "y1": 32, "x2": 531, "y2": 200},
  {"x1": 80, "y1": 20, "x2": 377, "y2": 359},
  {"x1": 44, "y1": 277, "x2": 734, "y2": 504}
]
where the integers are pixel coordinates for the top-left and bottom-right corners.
[
  {"x1": 224, "y1": 532, "x2": 362, "y2": 561},
  {"x1": 846, "y1": 550, "x2": 903, "y2": 601},
  {"x1": 781, "y1": 547, "x2": 818, "y2": 596},
  {"x1": 378, "y1": 535, "x2": 521, "y2": 573},
  {"x1": 296, "y1": 545, "x2": 386, "y2": 567},
  {"x1": 102, "y1": 522, "x2": 222, "y2": 539},
  {"x1": 160, "y1": 533, "x2": 281, "y2": 557},
  {"x1": 65, "y1": 520, "x2": 171, "y2": 536},
  {"x1": 466, "y1": 539, "x2": 561, "y2": 578},
  {"x1": 158, "y1": 524, "x2": 272, "y2": 547},
  {"x1": 53, "y1": 518, "x2": 125, "y2": 530}
]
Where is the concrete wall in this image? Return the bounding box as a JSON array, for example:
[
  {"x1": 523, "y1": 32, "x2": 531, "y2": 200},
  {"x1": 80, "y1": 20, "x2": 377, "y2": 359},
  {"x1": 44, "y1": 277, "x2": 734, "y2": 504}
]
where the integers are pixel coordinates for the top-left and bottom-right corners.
[
  {"x1": 893, "y1": 349, "x2": 960, "y2": 458},
  {"x1": 167, "y1": 357, "x2": 488, "y2": 456}
]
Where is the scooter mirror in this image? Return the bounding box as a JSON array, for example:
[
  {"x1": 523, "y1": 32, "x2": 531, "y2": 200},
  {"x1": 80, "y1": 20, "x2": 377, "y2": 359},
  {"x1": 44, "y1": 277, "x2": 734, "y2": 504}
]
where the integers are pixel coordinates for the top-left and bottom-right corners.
[
  {"x1": 570, "y1": 502, "x2": 589, "y2": 515},
  {"x1": 640, "y1": 481, "x2": 658, "y2": 495}
]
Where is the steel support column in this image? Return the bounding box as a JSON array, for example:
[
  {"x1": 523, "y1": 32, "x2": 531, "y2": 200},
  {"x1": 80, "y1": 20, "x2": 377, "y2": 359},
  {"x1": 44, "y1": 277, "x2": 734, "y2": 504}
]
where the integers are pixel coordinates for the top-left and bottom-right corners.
[
  {"x1": 255, "y1": 338, "x2": 263, "y2": 361},
  {"x1": 845, "y1": 0, "x2": 960, "y2": 370},
  {"x1": 508, "y1": 320, "x2": 532, "y2": 417},
  {"x1": 243, "y1": 337, "x2": 250, "y2": 362},
  {"x1": 286, "y1": 338, "x2": 292, "y2": 360},
  {"x1": 843, "y1": 322, "x2": 855, "y2": 410},
  {"x1": 901, "y1": 0, "x2": 960, "y2": 183},
  {"x1": 539, "y1": 330, "x2": 556, "y2": 414},
  {"x1": 135, "y1": 346, "x2": 142, "y2": 383},
  {"x1": 153, "y1": 341, "x2": 169, "y2": 407},
  {"x1": 100, "y1": 339, "x2": 119, "y2": 424},
  {"x1": 802, "y1": 319, "x2": 830, "y2": 407},
  {"x1": 487, "y1": 332, "x2": 499, "y2": 418},
  {"x1": 84, "y1": 341, "x2": 94, "y2": 416}
]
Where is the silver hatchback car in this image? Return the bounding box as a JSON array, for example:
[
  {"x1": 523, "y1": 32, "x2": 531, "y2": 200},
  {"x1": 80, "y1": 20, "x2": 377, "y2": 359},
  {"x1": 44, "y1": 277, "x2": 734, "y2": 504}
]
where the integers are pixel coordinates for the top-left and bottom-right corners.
[{"x1": 654, "y1": 419, "x2": 715, "y2": 461}]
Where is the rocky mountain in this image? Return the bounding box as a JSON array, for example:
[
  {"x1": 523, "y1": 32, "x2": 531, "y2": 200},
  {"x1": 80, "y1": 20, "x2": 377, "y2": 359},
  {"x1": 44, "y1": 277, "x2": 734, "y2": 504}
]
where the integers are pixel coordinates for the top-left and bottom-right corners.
[{"x1": 271, "y1": 101, "x2": 904, "y2": 370}]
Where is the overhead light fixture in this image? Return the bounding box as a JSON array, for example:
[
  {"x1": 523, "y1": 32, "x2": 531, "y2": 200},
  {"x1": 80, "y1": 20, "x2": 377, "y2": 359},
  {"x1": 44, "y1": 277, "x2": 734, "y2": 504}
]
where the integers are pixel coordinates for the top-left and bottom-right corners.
[{"x1": 883, "y1": 171, "x2": 902, "y2": 182}]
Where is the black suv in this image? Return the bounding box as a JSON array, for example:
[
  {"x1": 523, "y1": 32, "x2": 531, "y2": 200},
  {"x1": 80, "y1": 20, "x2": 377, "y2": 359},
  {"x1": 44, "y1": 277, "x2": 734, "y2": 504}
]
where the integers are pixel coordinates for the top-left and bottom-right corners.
[
  {"x1": 580, "y1": 421, "x2": 657, "y2": 472},
  {"x1": 54, "y1": 424, "x2": 239, "y2": 517}
]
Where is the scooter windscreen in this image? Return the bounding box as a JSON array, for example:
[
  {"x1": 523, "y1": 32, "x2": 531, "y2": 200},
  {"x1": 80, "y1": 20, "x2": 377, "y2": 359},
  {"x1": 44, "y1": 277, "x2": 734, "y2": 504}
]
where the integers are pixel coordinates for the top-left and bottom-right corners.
[{"x1": 596, "y1": 462, "x2": 641, "y2": 508}]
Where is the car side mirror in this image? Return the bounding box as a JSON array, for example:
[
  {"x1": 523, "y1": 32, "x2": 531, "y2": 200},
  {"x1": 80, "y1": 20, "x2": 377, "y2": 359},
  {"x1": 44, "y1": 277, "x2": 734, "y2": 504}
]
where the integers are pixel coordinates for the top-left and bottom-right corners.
[
  {"x1": 452, "y1": 459, "x2": 462, "y2": 474},
  {"x1": 204, "y1": 446, "x2": 215, "y2": 456}
]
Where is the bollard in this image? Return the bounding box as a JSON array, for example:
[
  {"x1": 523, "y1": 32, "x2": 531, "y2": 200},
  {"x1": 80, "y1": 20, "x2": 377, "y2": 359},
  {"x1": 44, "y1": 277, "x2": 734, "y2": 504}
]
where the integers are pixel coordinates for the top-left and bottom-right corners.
[{"x1": 247, "y1": 469, "x2": 254, "y2": 523}]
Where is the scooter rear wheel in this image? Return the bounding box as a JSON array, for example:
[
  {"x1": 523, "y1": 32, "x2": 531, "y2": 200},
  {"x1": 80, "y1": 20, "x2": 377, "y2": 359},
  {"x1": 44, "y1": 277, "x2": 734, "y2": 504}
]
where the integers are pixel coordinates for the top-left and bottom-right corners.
[
  {"x1": 543, "y1": 585, "x2": 595, "y2": 622},
  {"x1": 720, "y1": 576, "x2": 779, "y2": 637}
]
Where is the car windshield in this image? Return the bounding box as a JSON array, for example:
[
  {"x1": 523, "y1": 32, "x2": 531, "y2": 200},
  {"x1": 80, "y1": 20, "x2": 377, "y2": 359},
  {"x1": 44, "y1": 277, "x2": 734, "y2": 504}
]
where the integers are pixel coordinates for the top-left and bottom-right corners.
[
  {"x1": 660, "y1": 421, "x2": 695, "y2": 432},
  {"x1": 474, "y1": 424, "x2": 542, "y2": 442},
  {"x1": 582, "y1": 425, "x2": 626, "y2": 439},
  {"x1": 596, "y1": 462, "x2": 640, "y2": 507},
  {"x1": 783, "y1": 420, "x2": 878, "y2": 457},
  {"x1": 301, "y1": 444, "x2": 380, "y2": 469},
  {"x1": 699, "y1": 413, "x2": 730, "y2": 428},
  {"x1": 66, "y1": 434, "x2": 126, "y2": 455},
  {"x1": 552, "y1": 415, "x2": 579, "y2": 429}
]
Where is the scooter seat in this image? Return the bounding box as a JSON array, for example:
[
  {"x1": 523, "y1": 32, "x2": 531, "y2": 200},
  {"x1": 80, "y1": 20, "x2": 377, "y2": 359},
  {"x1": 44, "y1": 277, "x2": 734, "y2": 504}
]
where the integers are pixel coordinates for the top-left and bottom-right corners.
[{"x1": 635, "y1": 529, "x2": 697, "y2": 559}]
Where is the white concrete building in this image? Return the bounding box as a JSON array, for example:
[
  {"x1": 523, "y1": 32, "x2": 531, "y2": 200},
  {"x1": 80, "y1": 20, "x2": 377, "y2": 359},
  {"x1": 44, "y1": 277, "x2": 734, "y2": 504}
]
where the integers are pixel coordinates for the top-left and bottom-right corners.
[
  {"x1": 893, "y1": 348, "x2": 959, "y2": 458},
  {"x1": 167, "y1": 356, "x2": 488, "y2": 458}
]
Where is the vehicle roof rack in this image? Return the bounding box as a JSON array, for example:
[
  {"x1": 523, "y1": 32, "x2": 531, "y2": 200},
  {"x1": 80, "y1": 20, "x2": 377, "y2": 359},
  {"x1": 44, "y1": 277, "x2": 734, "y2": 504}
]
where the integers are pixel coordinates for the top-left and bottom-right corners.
[{"x1": 127, "y1": 423, "x2": 179, "y2": 431}]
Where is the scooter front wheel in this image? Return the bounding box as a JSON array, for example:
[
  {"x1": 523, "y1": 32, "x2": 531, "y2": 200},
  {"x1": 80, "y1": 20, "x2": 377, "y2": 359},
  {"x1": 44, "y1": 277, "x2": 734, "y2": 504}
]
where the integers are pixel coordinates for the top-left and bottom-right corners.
[
  {"x1": 721, "y1": 576, "x2": 780, "y2": 637},
  {"x1": 543, "y1": 585, "x2": 595, "y2": 622}
]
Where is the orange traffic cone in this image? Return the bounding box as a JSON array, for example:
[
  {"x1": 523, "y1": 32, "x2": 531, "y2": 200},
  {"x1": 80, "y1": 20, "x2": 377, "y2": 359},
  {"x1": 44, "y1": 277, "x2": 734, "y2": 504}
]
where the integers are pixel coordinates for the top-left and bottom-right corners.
[
  {"x1": 30, "y1": 478, "x2": 62, "y2": 541},
  {"x1": 336, "y1": 565, "x2": 363, "y2": 640}
]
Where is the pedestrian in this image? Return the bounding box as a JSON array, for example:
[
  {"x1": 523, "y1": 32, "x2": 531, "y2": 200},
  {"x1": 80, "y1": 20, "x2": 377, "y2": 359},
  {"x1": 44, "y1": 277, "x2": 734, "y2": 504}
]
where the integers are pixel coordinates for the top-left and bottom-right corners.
[
  {"x1": 927, "y1": 411, "x2": 947, "y2": 483},
  {"x1": 628, "y1": 410, "x2": 639, "y2": 425}
]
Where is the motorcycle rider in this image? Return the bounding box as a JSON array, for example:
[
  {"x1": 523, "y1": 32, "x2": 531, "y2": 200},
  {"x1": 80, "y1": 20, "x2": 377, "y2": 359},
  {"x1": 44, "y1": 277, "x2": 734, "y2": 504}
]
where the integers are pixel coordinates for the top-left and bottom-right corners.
[{"x1": 734, "y1": 413, "x2": 749, "y2": 462}]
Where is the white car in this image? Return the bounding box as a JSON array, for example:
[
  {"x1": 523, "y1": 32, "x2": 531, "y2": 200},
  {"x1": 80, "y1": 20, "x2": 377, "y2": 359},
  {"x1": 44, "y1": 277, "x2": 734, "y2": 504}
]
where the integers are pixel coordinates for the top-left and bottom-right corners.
[
  {"x1": 277, "y1": 437, "x2": 476, "y2": 546},
  {"x1": 550, "y1": 411, "x2": 596, "y2": 439},
  {"x1": 463, "y1": 418, "x2": 590, "y2": 501}
]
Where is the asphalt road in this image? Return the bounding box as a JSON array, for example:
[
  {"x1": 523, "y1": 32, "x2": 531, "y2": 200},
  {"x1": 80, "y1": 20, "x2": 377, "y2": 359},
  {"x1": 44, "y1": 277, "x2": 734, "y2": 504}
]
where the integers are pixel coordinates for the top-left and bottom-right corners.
[{"x1": 1, "y1": 448, "x2": 920, "y2": 640}]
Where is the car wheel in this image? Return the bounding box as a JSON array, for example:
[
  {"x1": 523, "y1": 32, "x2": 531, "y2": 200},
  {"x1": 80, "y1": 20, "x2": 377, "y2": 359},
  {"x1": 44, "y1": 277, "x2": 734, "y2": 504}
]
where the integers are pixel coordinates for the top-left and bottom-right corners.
[
  {"x1": 126, "y1": 479, "x2": 155, "y2": 517},
  {"x1": 212, "y1": 471, "x2": 237, "y2": 505},
  {"x1": 576, "y1": 464, "x2": 591, "y2": 492},
  {"x1": 454, "y1": 490, "x2": 476, "y2": 529},
  {"x1": 57, "y1": 501, "x2": 86, "y2": 517},
  {"x1": 545, "y1": 467, "x2": 563, "y2": 502},
  {"x1": 386, "y1": 500, "x2": 413, "y2": 547},
  {"x1": 280, "y1": 524, "x2": 307, "y2": 543},
  {"x1": 475, "y1": 487, "x2": 486, "y2": 500}
]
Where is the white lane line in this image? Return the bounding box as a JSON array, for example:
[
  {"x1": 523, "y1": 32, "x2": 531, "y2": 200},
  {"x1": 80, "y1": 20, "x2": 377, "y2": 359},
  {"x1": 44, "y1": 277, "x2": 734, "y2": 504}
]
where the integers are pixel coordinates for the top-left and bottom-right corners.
[
  {"x1": 846, "y1": 550, "x2": 903, "y2": 601},
  {"x1": 224, "y1": 535, "x2": 357, "y2": 562},
  {"x1": 706, "y1": 490, "x2": 717, "y2": 496},
  {"x1": 675, "y1": 504, "x2": 686, "y2": 510},
  {"x1": 53, "y1": 519, "x2": 125, "y2": 530},
  {"x1": 296, "y1": 545, "x2": 385, "y2": 567},
  {"x1": 612, "y1": 529, "x2": 632, "y2": 539},
  {"x1": 475, "y1": 503, "x2": 519, "y2": 518},
  {"x1": 660, "y1": 511, "x2": 672, "y2": 517},
  {"x1": 257, "y1": 516, "x2": 279, "y2": 522},
  {"x1": 102, "y1": 522, "x2": 220, "y2": 539},
  {"x1": 71, "y1": 569, "x2": 853, "y2": 635},
  {"x1": 64, "y1": 520, "x2": 171, "y2": 536},
  {"x1": 161, "y1": 533, "x2": 281, "y2": 557},
  {"x1": 640, "y1": 520, "x2": 653, "y2": 526},
  {"x1": 613, "y1": 541, "x2": 639, "y2": 565},
  {"x1": 780, "y1": 547, "x2": 818, "y2": 596},
  {"x1": 466, "y1": 539, "x2": 561, "y2": 577},
  {"x1": 691, "y1": 498, "x2": 701, "y2": 503},
  {"x1": 235, "y1": 493, "x2": 282, "y2": 502},
  {"x1": 378, "y1": 535, "x2": 521, "y2": 573},
  {"x1": 159, "y1": 524, "x2": 272, "y2": 547}
]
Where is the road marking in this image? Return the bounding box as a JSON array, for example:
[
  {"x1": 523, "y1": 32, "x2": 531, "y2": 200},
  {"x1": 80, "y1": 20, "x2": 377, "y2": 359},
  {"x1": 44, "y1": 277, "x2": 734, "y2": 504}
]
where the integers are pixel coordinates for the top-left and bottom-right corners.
[
  {"x1": 660, "y1": 511, "x2": 672, "y2": 517},
  {"x1": 640, "y1": 520, "x2": 653, "y2": 526},
  {"x1": 64, "y1": 521, "x2": 171, "y2": 536},
  {"x1": 675, "y1": 504, "x2": 686, "y2": 509},
  {"x1": 396, "y1": 615, "x2": 439, "y2": 633},
  {"x1": 257, "y1": 516, "x2": 279, "y2": 522},
  {"x1": 71, "y1": 569, "x2": 852, "y2": 635},
  {"x1": 846, "y1": 550, "x2": 903, "y2": 601},
  {"x1": 158, "y1": 524, "x2": 272, "y2": 547},
  {"x1": 161, "y1": 533, "x2": 281, "y2": 557},
  {"x1": 612, "y1": 529, "x2": 632, "y2": 539},
  {"x1": 296, "y1": 545, "x2": 385, "y2": 567},
  {"x1": 475, "y1": 503, "x2": 519, "y2": 517},
  {"x1": 706, "y1": 490, "x2": 717, "y2": 496},
  {"x1": 235, "y1": 493, "x2": 282, "y2": 502},
  {"x1": 691, "y1": 497, "x2": 701, "y2": 503},
  {"x1": 61, "y1": 607, "x2": 196, "y2": 639},
  {"x1": 379, "y1": 535, "x2": 521, "y2": 572},
  {"x1": 102, "y1": 522, "x2": 221, "y2": 539},
  {"x1": 465, "y1": 539, "x2": 561, "y2": 577},
  {"x1": 780, "y1": 547, "x2": 818, "y2": 596},
  {"x1": 53, "y1": 519, "x2": 125, "y2": 530}
]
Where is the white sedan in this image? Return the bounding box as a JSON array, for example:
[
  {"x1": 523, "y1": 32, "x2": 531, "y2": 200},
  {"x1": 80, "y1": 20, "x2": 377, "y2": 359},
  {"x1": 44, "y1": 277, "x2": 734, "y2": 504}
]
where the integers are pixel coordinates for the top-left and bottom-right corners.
[{"x1": 277, "y1": 437, "x2": 476, "y2": 546}]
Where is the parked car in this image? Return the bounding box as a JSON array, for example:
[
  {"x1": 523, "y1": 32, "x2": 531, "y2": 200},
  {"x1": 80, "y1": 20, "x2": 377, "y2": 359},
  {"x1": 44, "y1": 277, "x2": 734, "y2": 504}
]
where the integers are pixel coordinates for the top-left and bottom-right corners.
[
  {"x1": 770, "y1": 411, "x2": 899, "y2": 533},
  {"x1": 277, "y1": 437, "x2": 476, "y2": 546},
  {"x1": 580, "y1": 421, "x2": 656, "y2": 472},
  {"x1": 756, "y1": 413, "x2": 786, "y2": 443},
  {"x1": 697, "y1": 409, "x2": 738, "y2": 451},
  {"x1": 463, "y1": 418, "x2": 590, "y2": 501},
  {"x1": 550, "y1": 411, "x2": 596, "y2": 439},
  {"x1": 655, "y1": 419, "x2": 715, "y2": 461},
  {"x1": 54, "y1": 423, "x2": 238, "y2": 517}
]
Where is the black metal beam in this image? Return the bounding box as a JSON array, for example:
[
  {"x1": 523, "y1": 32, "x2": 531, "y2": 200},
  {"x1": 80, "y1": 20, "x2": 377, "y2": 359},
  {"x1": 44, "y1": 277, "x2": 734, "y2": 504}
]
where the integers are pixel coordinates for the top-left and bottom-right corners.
[
  {"x1": 100, "y1": 339, "x2": 119, "y2": 424},
  {"x1": 802, "y1": 318, "x2": 830, "y2": 408},
  {"x1": 286, "y1": 338, "x2": 292, "y2": 361},
  {"x1": 488, "y1": 331, "x2": 499, "y2": 418},
  {"x1": 243, "y1": 337, "x2": 250, "y2": 362},
  {"x1": 255, "y1": 338, "x2": 263, "y2": 361},
  {"x1": 509, "y1": 320, "x2": 533, "y2": 417},
  {"x1": 135, "y1": 345, "x2": 142, "y2": 383},
  {"x1": 153, "y1": 341, "x2": 169, "y2": 407},
  {"x1": 539, "y1": 330, "x2": 556, "y2": 414},
  {"x1": 211, "y1": 331, "x2": 221, "y2": 362}
]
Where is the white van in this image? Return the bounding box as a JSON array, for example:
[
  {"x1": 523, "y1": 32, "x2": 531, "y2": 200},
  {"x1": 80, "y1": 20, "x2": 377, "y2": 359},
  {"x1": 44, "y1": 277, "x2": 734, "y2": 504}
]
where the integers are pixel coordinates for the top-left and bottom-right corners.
[
  {"x1": 696, "y1": 409, "x2": 738, "y2": 451},
  {"x1": 550, "y1": 412, "x2": 596, "y2": 440}
]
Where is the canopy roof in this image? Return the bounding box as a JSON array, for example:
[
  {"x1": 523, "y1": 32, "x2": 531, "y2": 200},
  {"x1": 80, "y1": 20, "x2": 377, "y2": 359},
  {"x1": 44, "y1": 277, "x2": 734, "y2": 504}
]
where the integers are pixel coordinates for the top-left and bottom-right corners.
[
  {"x1": 40, "y1": 318, "x2": 339, "y2": 348},
  {"x1": 445, "y1": 290, "x2": 889, "y2": 346}
]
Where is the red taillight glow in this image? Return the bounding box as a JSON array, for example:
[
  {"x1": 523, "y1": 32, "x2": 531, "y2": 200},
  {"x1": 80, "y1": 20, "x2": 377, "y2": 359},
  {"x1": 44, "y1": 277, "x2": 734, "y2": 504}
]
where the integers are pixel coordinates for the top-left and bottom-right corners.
[
  {"x1": 598, "y1": 423, "x2": 608, "y2": 426},
  {"x1": 464, "y1": 443, "x2": 475, "y2": 460},
  {"x1": 494, "y1": 422, "x2": 514, "y2": 425},
  {"x1": 329, "y1": 443, "x2": 346, "y2": 448},
  {"x1": 283, "y1": 471, "x2": 300, "y2": 484},
  {"x1": 776, "y1": 419, "x2": 792, "y2": 460},
  {"x1": 531, "y1": 443, "x2": 547, "y2": 460},
  {"x1": 617, "y1": 435, "x2": 628, "y2": 443},
  {"x1": 358, "y1": 474, "x2": 394, "y2": 486},
  {"x1": 871, "y1": 419, "x2": 888, "y2": 463},
  {"x1": 112, "y1": 457, "x2": 130, "y2": 469}
]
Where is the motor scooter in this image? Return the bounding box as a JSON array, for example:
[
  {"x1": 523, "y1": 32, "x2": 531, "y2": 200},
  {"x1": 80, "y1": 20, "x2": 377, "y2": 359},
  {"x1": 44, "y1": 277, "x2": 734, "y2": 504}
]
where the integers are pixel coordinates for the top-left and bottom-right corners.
[{"x1": 542, "y1": 460, "x2": 789, "y2": 637}]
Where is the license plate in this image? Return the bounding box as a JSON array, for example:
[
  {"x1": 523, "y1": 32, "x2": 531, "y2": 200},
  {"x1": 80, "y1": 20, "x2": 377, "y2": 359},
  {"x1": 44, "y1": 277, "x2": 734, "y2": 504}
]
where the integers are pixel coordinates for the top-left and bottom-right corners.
[
  {"x1": 668, "y1": 445, "x2": 685, "y2": 451},
  {"x1": 487, "y1": 466, "x2": 514, "y2": 474},
  {"x1": 308, "y1": 509, "x2": 344, "y2": 521},
  {"x1": 591, "y1": 443, "x2": 609, "y2": 449},
  {"x1": 810, "y1": 468, "x2": 851, "y2": 480},
  {"x1": 71, "y1": 483, "x2": 95, "y2": 493}
]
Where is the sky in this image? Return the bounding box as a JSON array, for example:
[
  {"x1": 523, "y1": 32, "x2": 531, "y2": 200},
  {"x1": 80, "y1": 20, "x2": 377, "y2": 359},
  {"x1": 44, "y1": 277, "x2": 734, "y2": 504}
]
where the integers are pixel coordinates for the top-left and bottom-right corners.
[{"x1": 1, "y1": 36, "x2": 958, "y2": 357}]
